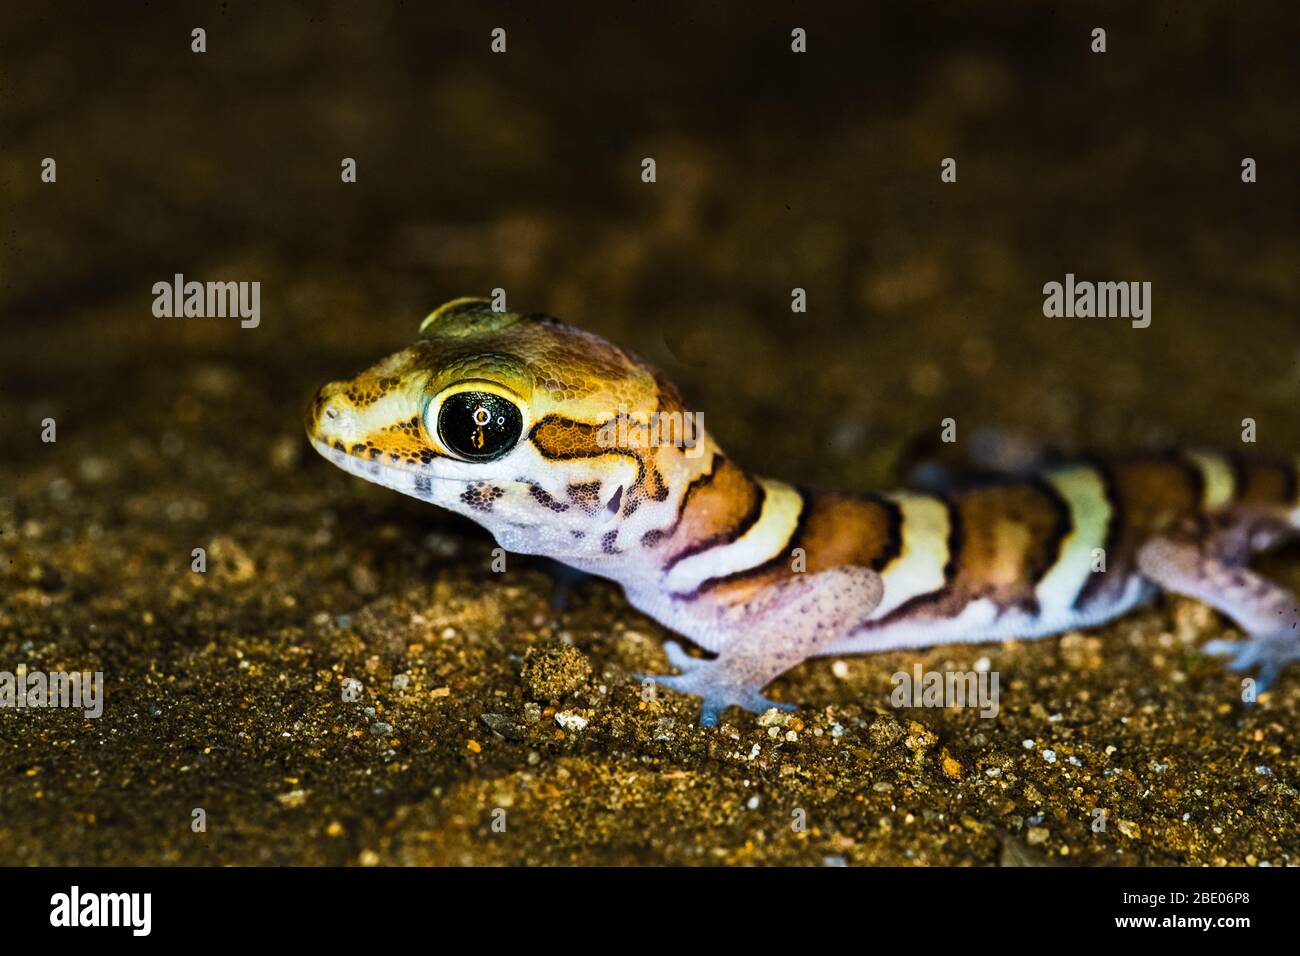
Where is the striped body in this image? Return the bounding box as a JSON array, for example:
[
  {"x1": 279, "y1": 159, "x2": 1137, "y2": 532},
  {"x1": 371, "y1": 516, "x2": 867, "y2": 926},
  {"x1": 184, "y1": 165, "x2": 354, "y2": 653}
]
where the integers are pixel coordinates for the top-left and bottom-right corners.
[
  {"x1": 634, "y1": 451, "x2": 1300, "y2": 656},
  {"x1": 308, "y1": 299, "x2": 1300, "y2": 723}
]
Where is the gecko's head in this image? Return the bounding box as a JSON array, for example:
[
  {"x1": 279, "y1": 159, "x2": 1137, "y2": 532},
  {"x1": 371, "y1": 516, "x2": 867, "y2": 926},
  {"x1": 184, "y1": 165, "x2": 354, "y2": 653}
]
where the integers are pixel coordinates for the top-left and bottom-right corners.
[{"x1": 306, "y1": 298, "x2": 714, "y2": 560}]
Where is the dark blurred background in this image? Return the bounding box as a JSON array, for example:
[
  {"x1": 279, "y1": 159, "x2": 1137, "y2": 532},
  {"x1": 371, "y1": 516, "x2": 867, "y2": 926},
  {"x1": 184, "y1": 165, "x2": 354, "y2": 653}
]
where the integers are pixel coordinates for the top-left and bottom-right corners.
[{"x1": 4, "y1": 0, "x2": 1298, "y2": 484}]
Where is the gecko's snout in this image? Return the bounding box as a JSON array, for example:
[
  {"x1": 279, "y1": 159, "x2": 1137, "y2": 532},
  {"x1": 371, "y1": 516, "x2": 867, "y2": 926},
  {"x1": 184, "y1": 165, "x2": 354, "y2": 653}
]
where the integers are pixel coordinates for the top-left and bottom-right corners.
[{"x1": 305, "y1": 380, "x2": 357, "y2": 446}]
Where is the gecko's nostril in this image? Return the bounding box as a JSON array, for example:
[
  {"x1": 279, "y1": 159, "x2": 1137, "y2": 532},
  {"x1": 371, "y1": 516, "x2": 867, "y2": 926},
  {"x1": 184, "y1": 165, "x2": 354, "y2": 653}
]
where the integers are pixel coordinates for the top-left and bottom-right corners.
[{"x1": 308, "y1": 383, "x2": 349, "y2": 440}]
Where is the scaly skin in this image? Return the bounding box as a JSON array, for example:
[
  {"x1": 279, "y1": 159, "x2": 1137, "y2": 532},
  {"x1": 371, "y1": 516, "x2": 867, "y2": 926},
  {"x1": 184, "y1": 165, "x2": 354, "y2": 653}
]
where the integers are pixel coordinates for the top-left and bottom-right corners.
[{"x1": 306, "y1": 298, "x2": 1300, "y2": 724}]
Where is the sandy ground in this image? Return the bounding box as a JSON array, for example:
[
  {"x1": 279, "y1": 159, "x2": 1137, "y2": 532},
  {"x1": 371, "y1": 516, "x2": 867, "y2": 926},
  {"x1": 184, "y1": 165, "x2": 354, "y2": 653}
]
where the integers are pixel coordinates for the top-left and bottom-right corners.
[{"x1": 1, "y1": 2, "x2": 1297, "y2": 865}]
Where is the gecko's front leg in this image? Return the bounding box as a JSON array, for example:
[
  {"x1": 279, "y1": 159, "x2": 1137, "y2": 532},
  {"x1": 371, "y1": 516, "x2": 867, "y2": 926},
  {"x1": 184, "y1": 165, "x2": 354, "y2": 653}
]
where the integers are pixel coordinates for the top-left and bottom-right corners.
[{"x1": 641, "y1": 566, "x2": 884, "y2": 726}]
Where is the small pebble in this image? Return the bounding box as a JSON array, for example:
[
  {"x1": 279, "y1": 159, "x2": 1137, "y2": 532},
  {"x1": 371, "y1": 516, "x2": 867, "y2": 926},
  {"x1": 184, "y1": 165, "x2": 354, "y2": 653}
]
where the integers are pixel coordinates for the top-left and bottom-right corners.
[
  {"x1": 555, "y1": 711, "x2": 588, "y2": 732},
  {"x1": 1117, "y1": 820, "x2": 1141, "y2": 839}
]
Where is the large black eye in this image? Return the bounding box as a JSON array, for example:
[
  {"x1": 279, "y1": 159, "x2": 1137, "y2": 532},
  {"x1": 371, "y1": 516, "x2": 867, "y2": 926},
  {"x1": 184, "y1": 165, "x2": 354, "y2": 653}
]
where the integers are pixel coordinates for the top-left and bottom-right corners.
[{"x1": 437, "y1": 391, "x2": 523, "y2": 461}]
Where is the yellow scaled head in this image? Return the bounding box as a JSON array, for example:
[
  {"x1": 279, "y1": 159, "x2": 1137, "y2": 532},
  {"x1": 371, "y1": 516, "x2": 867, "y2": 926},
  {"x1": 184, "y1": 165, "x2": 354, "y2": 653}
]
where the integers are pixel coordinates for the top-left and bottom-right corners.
[{"x1": 306, "y1": 298, "x2": 715, "y2": 560}]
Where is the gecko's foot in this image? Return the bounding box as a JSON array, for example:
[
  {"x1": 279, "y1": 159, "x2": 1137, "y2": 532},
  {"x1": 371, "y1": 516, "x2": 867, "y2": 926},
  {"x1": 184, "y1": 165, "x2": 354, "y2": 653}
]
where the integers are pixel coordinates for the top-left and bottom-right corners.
[
  {"x1": 1138, "y1": 536, "x2": 1300, "y2": 699},
  {"x1": 1202, "y1": 633, "x2": 1300, "y2": 695},
  {"x1": 638, "y1": 640, "x2": 797, "y2": 727}
]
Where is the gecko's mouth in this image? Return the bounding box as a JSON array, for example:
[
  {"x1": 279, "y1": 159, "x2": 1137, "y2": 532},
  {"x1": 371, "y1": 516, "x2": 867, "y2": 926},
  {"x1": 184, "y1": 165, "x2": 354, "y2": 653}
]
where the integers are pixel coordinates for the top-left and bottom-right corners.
[{"x1": 308, "y1": 438, "x2": 474, "y2": 501}]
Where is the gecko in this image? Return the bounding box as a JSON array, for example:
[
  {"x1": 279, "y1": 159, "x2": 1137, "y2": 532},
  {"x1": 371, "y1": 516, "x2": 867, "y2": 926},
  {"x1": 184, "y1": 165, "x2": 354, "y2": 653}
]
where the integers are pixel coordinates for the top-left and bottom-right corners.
[{"x1": 306, "y1": 297, "x2": 1300, "y2": 725}]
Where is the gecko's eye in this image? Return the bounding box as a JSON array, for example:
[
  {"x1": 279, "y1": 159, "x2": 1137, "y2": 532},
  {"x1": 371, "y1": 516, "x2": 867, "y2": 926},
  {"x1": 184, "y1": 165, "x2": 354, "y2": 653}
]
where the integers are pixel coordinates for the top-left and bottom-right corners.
[{"x1": 436, "y1": 391, "x2": 523, "y2": 462}]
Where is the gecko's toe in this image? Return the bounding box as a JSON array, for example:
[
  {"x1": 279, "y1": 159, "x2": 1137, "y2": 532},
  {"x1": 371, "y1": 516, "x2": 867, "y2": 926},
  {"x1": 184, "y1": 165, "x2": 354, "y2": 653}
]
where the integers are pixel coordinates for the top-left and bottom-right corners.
[
  {"x1": 661, "y1": 639, "x2": 700, "y2": 672},
  {"x1": 1202, "y1": 634, "x2": 1299, "y2": 696},
  {"x1": 632, "y1": 641, "x2": 702, "y2": 688},
  {"x1": 698, "y1": 690, "x2": 796, "y2": 727},
  {"x1": 1201, "y1": 637, "x2": 1242, "y2": 659},
  {"x1": 639, "y1": 655, "x2": 796, "y2": 726},
  {"x1": 1255, "y1": 663, "x2": 1281, "y2": 696}
]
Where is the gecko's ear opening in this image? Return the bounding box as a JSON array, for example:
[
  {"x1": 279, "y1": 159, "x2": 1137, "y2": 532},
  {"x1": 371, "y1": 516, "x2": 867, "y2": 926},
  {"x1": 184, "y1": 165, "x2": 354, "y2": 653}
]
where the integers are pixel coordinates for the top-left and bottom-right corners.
[{"x1": 419, "y1": 297, "x2": 525, "y2": 338}]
